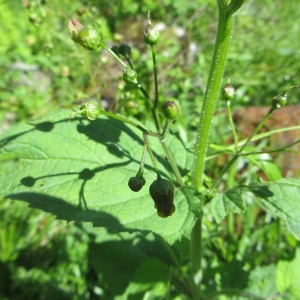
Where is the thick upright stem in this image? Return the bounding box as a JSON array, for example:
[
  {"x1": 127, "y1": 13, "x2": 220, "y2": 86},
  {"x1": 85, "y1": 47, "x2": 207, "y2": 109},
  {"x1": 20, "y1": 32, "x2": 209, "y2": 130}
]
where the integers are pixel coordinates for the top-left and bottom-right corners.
[
  {"x1": 190, "y1": 218, "x2": 202, "y2": 299},
  {"x1": 190, "y1": 3, "x2": 236, "y2": 298},
  {"x1": 192, "y1": 7, "x2": 235, "y2": 187}
]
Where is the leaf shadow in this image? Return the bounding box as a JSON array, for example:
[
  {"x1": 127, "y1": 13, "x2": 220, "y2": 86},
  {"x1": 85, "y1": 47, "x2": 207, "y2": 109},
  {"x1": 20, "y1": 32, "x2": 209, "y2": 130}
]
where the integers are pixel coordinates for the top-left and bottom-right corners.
[
  {"x1": 19, "y1": 160, "x2": 134, "y2": 210},
  {"x1": 0, "y1": 120, "x2": 58, "y2": 149},
  {"x1": 4, "y1": 192, "x2": 149, "y2": 235},
  {"x1": 76, "y1": 117, "x2": 144, "y2": 145},
  {"x1": 248, "y1": 185, "x2": 274, "y2": 198}
]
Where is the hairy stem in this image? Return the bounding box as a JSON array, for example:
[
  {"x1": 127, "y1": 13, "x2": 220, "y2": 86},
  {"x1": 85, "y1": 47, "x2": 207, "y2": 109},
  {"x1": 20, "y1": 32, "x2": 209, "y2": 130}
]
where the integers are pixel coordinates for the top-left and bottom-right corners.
[
  {"x1": 190, "y1": 2, "x2": 240, "y2": 297},
  {"x1": 192, "y1": 5, "x2": 235, "y2": 187}
]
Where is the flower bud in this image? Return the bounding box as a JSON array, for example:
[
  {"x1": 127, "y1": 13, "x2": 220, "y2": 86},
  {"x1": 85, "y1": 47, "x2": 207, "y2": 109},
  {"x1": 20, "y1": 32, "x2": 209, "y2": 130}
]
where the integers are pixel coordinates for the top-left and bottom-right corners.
[
  {"x1": 149, "y1": 178, "x2": 175, "y2": 218},
  {"x1": 123, "y1": 69, "x2": 138, "y2": 85},
  {"x1": 144, "y1": 24, "x2": 160, "y2": 46},
  {"x1": 223, "y1": 83, "x2": 235, "y2": 101},
  {"x1": 272, "y1": 93, "x2": 287, "y2": 109},
  {"x1": 161, "y1": 101, "x2": 179, "y2": 119},
  {"x1": 128, "y1": 175, "x2": 146, "y2": 192},
  {"x1": 68, "y1": 19, "x2": 101, "y2": 51}
]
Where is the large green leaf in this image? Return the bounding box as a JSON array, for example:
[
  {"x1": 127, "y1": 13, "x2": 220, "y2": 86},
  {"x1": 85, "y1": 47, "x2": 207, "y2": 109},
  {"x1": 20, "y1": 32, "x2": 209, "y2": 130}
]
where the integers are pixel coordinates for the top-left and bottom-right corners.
[
  {"x1": 0, "y1": 110, "x2": 195, "y2": 244},
  {"x1": 248, "y1": 179, "x2": 300, "y2": 240}
]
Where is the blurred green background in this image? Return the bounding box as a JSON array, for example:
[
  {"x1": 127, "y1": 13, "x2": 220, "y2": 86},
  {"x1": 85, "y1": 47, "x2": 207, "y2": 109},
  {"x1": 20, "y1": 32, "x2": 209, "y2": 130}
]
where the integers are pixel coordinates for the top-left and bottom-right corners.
[{"x1": 0, "y1": 0, "x2": 299, "y2": 299}]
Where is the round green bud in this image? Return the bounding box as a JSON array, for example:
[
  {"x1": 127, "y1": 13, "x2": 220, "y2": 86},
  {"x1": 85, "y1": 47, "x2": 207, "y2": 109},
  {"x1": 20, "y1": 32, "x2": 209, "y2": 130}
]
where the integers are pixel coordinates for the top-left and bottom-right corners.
[
  {"x1": 272, "y1": 93, "x2": 287, "y2": 109},
  {"x1": 149, "y1": 177, "x2": 175, "y2": 218},
  {"x1": 69, "y1": 19, "x2": 101, "y2": 51},
  {"x1": 123, "y1": 69, "x2": 138, "y2": 85},
  {"x1": 161, "y1": 101, "x2": 179, "y2": 119},
  {"x1": 128, "y1": 176, "x2": 146, "y2": 192},
  {"x1": 223, "y1": 83, "x2": 235, "y2": 101},
  {"x1": 79, "y1": 101, "x2": 101, "y2": 120},
  {"x1": 74, "y1": 28, "x2": 101, "y2": 50},
  {"x1": 144, "y1": 25, "x2": 160, "y2": 46}
]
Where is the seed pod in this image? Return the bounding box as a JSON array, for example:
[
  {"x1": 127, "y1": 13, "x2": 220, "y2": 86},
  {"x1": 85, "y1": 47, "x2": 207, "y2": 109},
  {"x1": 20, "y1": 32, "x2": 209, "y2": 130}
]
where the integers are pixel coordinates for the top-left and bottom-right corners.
[
  {"x1": 69, "y1": 101, "x2": 101, "y2": 121},
  {"x1": 68, "y1": 19, "x2": 101, "y2": 51},
  {"x1": 223, "y1": 83, "x2": 235, "y2": 101},
  {"x1": 144, "y1": 24, "x2": 160, "y2": 46},
  {"x1": 161, "y1": 101, "x2": 179, "y2": 119},
  {"x1": 149, "y1": 178, "x2": 175, "y2": 218},
  {"x1": 128, "y1": 175, "x2": 146, "y2": 192},
  {"x1": 123, "y1": 69, "x2": 138, "y2": 85},
  {"x1": 272, "y1": 93, "x2": 287, "y2": 109}
]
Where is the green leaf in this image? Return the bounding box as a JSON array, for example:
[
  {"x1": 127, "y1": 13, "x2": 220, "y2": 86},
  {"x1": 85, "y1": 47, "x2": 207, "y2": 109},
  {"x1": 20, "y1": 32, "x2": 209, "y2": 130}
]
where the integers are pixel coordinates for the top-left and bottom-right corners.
[
  {"x1": 115, "y1": 258, "x2": 170, "y2": 299},
  {"x1": 246, "y1": 264, "x2": 278, "y2": 298},
  {"x1": 0, "y1": 110, "x2": 195, "y2": 244},
  {"x1": 248, "y1": 153, "x2": 282, "y2": 181},
  {"x1": 89, "y1": 232, "x2": 171, "y2": 297},
  {"x1": 248, "y1": 179, "x2": 300, "y2": 240},
  {"x1": 277, "y1": 248, "x2": 300, "y2": 297},
  {"x1": 179, "y1": 186, "x2": 205, "y2": 218},
  {"x1": 211, "y1": 188, "x2": 245, "y2": 223}
]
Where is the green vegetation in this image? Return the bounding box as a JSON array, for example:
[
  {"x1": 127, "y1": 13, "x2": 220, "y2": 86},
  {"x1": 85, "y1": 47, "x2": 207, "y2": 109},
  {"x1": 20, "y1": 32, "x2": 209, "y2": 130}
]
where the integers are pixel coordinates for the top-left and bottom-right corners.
[{"x1": 1, "y1": 0, "x2": 300, "y2": 299}]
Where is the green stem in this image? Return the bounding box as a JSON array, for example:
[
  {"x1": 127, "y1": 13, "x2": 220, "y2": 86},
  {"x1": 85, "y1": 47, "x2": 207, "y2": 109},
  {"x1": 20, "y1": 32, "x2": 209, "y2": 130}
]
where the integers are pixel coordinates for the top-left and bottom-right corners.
[
  {"x1": 137, "y1": 82, "x2": 162, "y2": 132},
  {"x1": 240, "y1": 138, "x2": 300, "y2": 156},
  {"x1": 190, "y1": 2, "x2": 241, "y2": 298},
  {"x1": 99, "y1": 110, "x2": 160, "y2": 138},
  {"x1": 151, "y1": 45, "x2": 159, "y2": 109},
  {"x1": 137, "y1": 145, "x2": 147, "y2": 175},
  {"x1": 226, "y1": 100, "x2": 238, "y2": 151},
  {"x1": 161, "y1": 119, "x2": 171, "y2": 138},
  {"x1": 99, "y1": 43, "x2": 127, "y2": 68},
  {"x1": 137, "y1": 82, "x2": 184, "y2": 185},
  {"x1": 161, "y1": 141, "x2": 185, "y2": 186},
  {"x1": 143, "y1": 133, "x2": 159, "y2": 172},
  {"x1": 190, "y1": 218, "x2": 202, "y2": 300},
  {"x1": 192, "y1": 4, "x2": 235, "y2": 187},
  {"x1": 212, "y1": 107, "x2": 275, "y2": 188}
]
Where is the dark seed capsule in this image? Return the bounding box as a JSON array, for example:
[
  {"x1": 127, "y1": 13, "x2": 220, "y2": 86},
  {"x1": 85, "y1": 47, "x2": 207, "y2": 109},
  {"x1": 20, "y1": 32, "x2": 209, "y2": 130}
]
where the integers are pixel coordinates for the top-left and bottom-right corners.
[
  {"x1": 119, "y1": 44, "x2": 131, "y2": 57},
  {"x1": 128, "y1": 176, "x2": 146, "y2": 192},
  {"x1": 149, "y1": 178, "x2": 175, "y2": 218}
]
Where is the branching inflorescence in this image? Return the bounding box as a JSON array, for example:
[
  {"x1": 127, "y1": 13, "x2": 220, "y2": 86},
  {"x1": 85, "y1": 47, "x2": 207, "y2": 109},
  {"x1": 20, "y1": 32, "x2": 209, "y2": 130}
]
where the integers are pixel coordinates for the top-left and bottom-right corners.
[{"x1": 68, "y1": 15, "x2": 181, "y2": 218}]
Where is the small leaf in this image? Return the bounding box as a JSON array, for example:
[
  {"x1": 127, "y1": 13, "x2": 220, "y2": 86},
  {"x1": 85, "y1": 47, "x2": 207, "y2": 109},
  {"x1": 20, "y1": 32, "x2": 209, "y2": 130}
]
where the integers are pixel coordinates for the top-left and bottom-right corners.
[
  {"x1": 248, "y1": 179, "x2": 300, "y2": 240},
  {"x1": 179, "y1": 186, "x2": 204, "y2": 218},
  {"x1": 211, "y1": 188, "x2": 245, "y2": 223}
]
